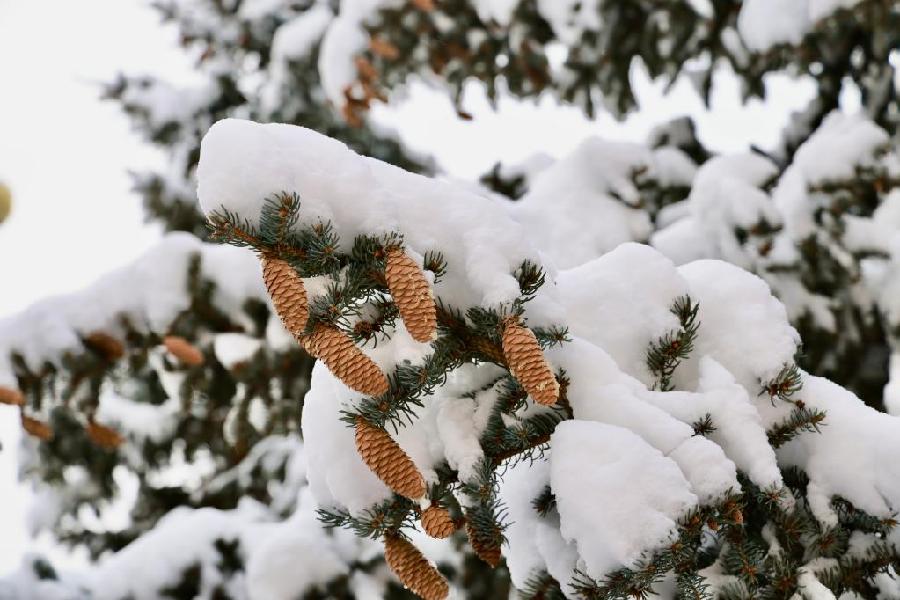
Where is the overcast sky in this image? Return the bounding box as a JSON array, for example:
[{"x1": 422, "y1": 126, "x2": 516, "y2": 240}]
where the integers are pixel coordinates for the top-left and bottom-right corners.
[{"x1": 0, "y1": 0, "x2": 833, "y2": 577}]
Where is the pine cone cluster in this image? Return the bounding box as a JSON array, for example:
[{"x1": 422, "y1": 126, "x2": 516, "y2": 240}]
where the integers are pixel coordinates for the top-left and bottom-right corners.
[
  {"x1": 0, "y1": 386, "x2": 23, "y2": 406},
  {"x1": 261, "y1": 256, "x2": 308, "y2": 339},
  {"x1": 21, "y1": 414, "x2": 52, "y2": 441},
  {"x1": 163, "y1": 335, "x2": 204, "y2": 366},
  {"x1": 384, "y1": 535, "x2": 449, "y2": 600},
  {"x1": 355, "y1": 417, "x2": 426, "y2": 500},
  {"x1": 385, "y1": 247, "x2": 437, "y2": 343},
  {"x1": 86, "y1": 420, "x2": 124, "y2": 450},
  {"x1": 466, "y1": 521, "x2": 502, "y2": 567},
  {"x1": 84, "y1": 331, "x2": 125, "y2": 362},
  {"x1": 501, "y1": 318, "x2": 559, "y2": 405},
  {"x1": 304, "y1": 324, "x2": 389, "y2": 396},
  {"x1": 421, "y1": 505, "x2": 456, "y2": 539}
]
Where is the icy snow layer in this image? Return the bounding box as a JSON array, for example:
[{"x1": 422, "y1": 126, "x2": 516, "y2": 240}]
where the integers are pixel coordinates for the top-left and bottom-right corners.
[
  {"x1": 197, "y1": 119, "x2": 900, "y2": 590},
  {"x1": 737, "y1": 0, "x2": 863, "y2": 51},
  {"x1": 0, "y1": 232, "x2": 265, "y2": 389}
]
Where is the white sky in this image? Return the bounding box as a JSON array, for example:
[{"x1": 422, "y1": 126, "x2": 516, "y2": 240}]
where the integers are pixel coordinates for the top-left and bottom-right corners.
[{"x1": 0, "y1": 0, "x2": 831, "y2": 579}]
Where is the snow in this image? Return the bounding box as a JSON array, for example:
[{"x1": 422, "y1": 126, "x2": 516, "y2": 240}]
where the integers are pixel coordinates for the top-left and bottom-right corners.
[
  {"x1": 675, "y1": 259, "x2": 800, "y2": 392},
  {"x1": 556, "y1": 243, "x2": 688, "y2": 386},
  {"x1": 737, "y1": 0, "x2": 810, "y2": 52},
  {"x1": 508, "y1": 138, "x2": 654, "y2": 270},
  {"x1": 550, "y1": 420, "x2": 698, "y2": 580},
  {"x1": 301, "y1": 362, "x2": 391, "y2": 515},
  {"x1": 197, "y1": 119, "x2": 557, "y2": 315},
  {"x1": 737, "y1": 0, "x2": 863, "y2": 52},
  {"x1": 791, "y1": 113, "x2": 888, "y2": 184},
  {"x1": 778, "y1": 373, "x2": 900, "y2": 525},
  {"x1": 0, "y1": 232, "x2": 264, "y2": 389}
]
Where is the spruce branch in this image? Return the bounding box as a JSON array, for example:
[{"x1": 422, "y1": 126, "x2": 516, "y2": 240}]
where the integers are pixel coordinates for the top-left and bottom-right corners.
[
  {"x1": 766, "y1": 402, "x2": 826, "y2": 448},
  {"x1": 647, "y1": 295, "x2": 700, "y2": 391}
]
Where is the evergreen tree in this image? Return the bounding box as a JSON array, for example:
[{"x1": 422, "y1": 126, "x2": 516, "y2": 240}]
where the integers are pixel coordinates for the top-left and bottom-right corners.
[{"x1": 2, "y1": 1, "x2": 900, "y2": 599}]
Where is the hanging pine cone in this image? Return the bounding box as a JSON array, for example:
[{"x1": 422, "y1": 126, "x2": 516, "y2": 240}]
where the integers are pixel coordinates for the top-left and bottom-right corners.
[
  {"x1": 304, "y1": 324, "x2": 389, "y2": 396},
  {"x1": 501, "y1": 318, "x2": 559, "y2": 406},
  {"x1": 21, "y1": 414, "x2": 53, "y2": 441},
  {"x1": 163, "y1": 335, "x2": 204, "y2": 366},
  {"x1": 385, "y1": 247, "x2": 437, "y2": 343},
  {"x1": 466, "y1": 520, "x2": 502, "y2": 567},
  {"x1": 421, "y1": 505, "x2": 456, "y2": 539},
  {"x1": 0, "y1": 386, "x2": 23, "y2": 406},
  {"x1": 355, "y1": 417, "x2": 426, "y2": 500},
  {"x1": 384, "y1": 535, "x2": 449, "y2": 600},
  {"x1": 411, "y1": 0, "x2": 436, "y2": 11},
  {"x1": 261, "y1": 256, "x2": 309, "y2": 339},
  {"x1": 84, "y1": 331, "x2": 125, "y2": 362},
  {"x1": 86, "y1": 420, "x2": 124, "y2": 450}
]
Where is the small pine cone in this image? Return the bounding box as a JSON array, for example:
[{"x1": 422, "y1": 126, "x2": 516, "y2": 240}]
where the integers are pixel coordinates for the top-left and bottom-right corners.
[
  {"x1": 466, "y1": 521, "x2": 502, "y2": 567},
  {"x1": 411, "y1": 0, "x2": 436, "y2": 10},
  {"x1": 0, "y1": 386, "x2": 24, "y2": 406},
  {"x1": 370, "y1": 36, "x2": 400, "y2": 60},
  {"x1": 355, "y1": 417, "x2": 426, "y2": 500},
  {"x1": 261, "y1": 256, "x2": 309, "y2": 339},
  {"x1": 384, "y1": 535, "x2": 449, "y2": 600},
  {"x1": 21, "y1": 414, "x2": 53, "y2": 441},
  {"x1": 355, "y1": 55, "x2": 378, "y2": 82},
  {"x1": 501, "y1": 318, "x2": 559, "y2": 406},
  {"x1": 385, "y1": 248, "x2": 436, "y2": 343},
  {"x1": 421, "y1": 505, "x2": 456, "y2": 539},
  {"x1": 163, "y1": 335, "x2": 204, "y2": 366},
  {"x1": 304, "y1": 324, "x2": 389, "y2": 396},
  {"x1": 86, "y1": 420, "x2": 124, "y2": 450},
  {"x1": 84, "y1": 331, "x2": 125, "y2": 361}
]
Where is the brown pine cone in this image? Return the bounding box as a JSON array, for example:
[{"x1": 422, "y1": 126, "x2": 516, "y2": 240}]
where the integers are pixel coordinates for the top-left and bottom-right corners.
[
  {"x1": 83, "y1": 331, "x2": 125, "y2": 361},
  {"x1": 501, "y1": 318, "x2": 559, "y2": 405},
  {"x1": 370, "y1": 36, "x2": 400, "y2": 60},
  {"x1": 384, "y1": 535, "x2": 449, "y2": 600},
  {"x1": 0, "y1": 386, "x2": 24, "y2": 406},
  {"x1": 163, "y1": 335, "x2": 204, "y2": 366},
  {"x1": 355, "y1": 417, "x2": 426, "y2": 500},
  {"x1": 261, "y1": 256, "x2": 309, "y2": 339},
  {"x1": 385, "y1": 248, "x2": 437, "y2": 343},
  {"x1": 86, "y1": 420, "x2": 124, "y2": 450},
  {"x1": 466, "y1": 521, "x2": 502, "y2": 567},
  {"x1": 303, "y1": 324, "x2": 389, "y2": 396},
  {"x1": 21, "y1": 414, "x2": 53, "y2": 441},
  {"x1": 421, "y1": 505, "x2": 456, "y2": 539},
  {"x1": 411, "y1": 0, "x2": 436, "y2": 10}
]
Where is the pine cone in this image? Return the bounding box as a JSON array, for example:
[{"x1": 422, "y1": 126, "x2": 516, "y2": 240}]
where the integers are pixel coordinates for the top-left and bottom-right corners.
[
  {"x1": 163, "y1": 335, "x2": 204, "y2": 366},
  {"x1": 304, "y1": 324, "x2": 389, "y2": 396},
  {"x1": 466, "y1": 521, "x2": 502, "y2": 567},
  {"x1": 501, "y1": 318, "x2": 559, "y2": 406},
  {"x1": 370, "y1": 36, "x2": 400, "y2": 60},
  {"x1": 411, "y1": 0, "x2": 435, "y2": 10},
  {"x1": 355, "y1": 417, "x2": 426, "y2": 500},
  {"x1": 21, "y1": 414, "x2": 53, "y2": 441},
  {"x1": 86, "y1": 420, "x2": 124, "y2": 450},
  {"x1": 384, "y1": 535, "x2": 449, "y2": 600},
  {"x1": 84, "y1": 331, "x2": 125, "y2": 361},
  {"x1": 385, "y1": 248, "x2": 437, "y2": 343},
  {"x1": 0, "y1": 386, "x2": 23, "y2": 406},
  {"x1": 261, "y1": 256, "x2": 308, "y2": 339},
  {"x1": 421, "y1": 505, "x2": 456, "y2": 539}
]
